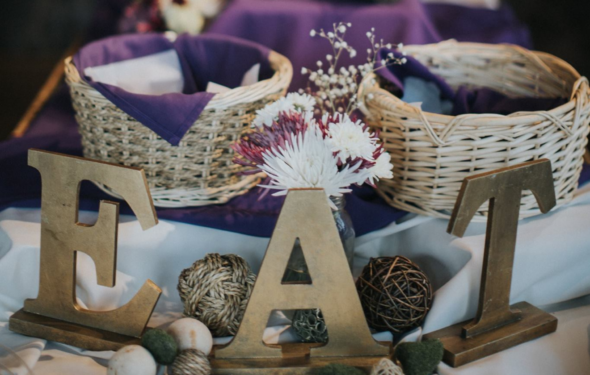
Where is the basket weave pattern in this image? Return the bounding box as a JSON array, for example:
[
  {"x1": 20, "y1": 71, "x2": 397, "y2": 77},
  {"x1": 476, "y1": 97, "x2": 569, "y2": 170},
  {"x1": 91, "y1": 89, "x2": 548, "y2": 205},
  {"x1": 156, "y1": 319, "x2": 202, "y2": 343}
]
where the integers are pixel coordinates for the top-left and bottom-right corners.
[
  {"x1": 65, "y1": 51, "x2": 292, "y2": 207},
  {"x1": 359, "y1": 41, "x2": 590, "y2": 219}
]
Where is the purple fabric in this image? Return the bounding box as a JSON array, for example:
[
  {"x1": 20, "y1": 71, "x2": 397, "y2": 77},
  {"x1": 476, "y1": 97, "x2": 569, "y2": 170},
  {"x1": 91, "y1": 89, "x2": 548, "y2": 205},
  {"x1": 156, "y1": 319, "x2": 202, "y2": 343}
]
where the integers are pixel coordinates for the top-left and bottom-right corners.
[
  {"x1": 377, "y1": 49, "x2": 455, "y2": 98},
  {"x1": 207, "y1": 0, "x2": 532, "y2": 90},
  {"x1": 74, "y1": 33, "x2": 272, "y2": 145},
  {"x1": 0, "y1": 87, "x2": 406, "y2": 238},
  {"x1": 424, "y1": 3, "x2": 531, "y2": 45},
  {"x1": 377, "y1": 48, "x2": 569, "y2": 115},
  {"x1": 452, "y1": 87, "x2": 568, "y2": 115}
]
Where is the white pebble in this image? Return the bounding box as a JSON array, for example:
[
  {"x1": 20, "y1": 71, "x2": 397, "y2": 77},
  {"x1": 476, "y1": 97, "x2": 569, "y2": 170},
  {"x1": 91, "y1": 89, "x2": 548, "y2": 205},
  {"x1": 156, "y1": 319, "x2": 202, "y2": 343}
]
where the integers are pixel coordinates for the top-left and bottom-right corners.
[
  {"x1": 108, "y1": 345, "x2": 157, "y2": 375},
  {"x1": 168, "y1": 318, "x2": 213, "y2": 355}
]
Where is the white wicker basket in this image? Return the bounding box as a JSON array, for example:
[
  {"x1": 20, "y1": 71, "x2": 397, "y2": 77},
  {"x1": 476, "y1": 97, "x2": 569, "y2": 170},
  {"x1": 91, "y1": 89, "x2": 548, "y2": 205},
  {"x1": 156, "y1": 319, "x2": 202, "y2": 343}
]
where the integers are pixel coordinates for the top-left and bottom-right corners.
[
  {"x1": 359, "y1": 40, "x2": 590, "y2": 220},
  {"x1": 65, "y1": 50, "x2": 292, "y2": 208}
]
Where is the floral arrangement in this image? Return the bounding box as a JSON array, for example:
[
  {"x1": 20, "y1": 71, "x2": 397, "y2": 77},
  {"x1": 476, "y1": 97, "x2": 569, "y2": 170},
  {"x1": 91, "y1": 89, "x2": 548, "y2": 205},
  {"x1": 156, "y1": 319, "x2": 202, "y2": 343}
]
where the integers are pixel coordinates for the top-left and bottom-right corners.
[
  {"x1": 301, "y1": 22, "x2": 406, "y2": 116},
  {"x1": 232, "y1": 24, "x2": 400, "y2": 205},
  {"x1": 118, "y1": 0, "x2": 223, "y2": 35},
  {"x1": 232, "y1": 93, "x2": 393, "y2": 207}
]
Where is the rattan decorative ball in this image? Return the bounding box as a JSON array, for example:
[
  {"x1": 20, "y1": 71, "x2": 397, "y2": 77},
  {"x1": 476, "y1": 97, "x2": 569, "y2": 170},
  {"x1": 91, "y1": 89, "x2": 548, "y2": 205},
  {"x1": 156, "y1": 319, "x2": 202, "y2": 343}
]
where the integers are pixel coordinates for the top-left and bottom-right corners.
[
  {"x1": 356, "y1": 256, "x2": 433, "y2": 334},
  {"x1": 178, "y1": 253, "x2": 256, "y2": 337},
  {"x1": 169, "y1": 349, "x2": 211, "y2": 375},
  {"x1": 292, "y1": 309, "x2": 328, "y2": 343}
]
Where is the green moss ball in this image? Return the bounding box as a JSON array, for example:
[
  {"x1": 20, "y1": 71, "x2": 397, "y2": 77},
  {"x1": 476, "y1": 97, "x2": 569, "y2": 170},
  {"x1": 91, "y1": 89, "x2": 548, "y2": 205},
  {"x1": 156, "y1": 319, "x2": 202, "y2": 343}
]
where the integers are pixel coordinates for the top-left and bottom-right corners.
[
  {"x1": 396, "y1": 339, "x2": 444, "y2": 375},
  {"x1": 318, "y1": 363, "x2": 366, "y2": 375},
  {"x1": 141, "y1": 328, "x2": 179, "y2": 365}
]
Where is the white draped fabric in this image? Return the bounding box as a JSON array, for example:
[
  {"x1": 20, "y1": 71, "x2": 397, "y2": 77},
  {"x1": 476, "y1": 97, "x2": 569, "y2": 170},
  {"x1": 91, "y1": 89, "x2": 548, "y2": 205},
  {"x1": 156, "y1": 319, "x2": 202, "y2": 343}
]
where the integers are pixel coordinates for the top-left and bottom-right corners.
[{"x1": 0, "y1": 184, "x2": 589, "y2": 374}]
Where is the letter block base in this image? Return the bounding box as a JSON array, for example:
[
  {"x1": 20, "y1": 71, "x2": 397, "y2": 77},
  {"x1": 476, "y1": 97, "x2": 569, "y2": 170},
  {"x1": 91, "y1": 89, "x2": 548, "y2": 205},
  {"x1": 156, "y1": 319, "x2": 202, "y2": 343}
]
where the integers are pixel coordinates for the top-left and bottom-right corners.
[
  {"x1": 211, "y1": 342, "x2": 392, "y2": 374},
  {"x1": 9, "y1": 309, "x2": 142, "y2": 351}
]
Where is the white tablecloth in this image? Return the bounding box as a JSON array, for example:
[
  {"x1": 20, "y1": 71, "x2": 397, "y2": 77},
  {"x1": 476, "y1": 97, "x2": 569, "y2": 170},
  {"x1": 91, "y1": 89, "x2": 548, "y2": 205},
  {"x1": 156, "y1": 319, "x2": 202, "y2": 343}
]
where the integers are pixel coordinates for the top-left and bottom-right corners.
[{"x1": 0, "y1": 184, "x2": 589, "y2": 374}]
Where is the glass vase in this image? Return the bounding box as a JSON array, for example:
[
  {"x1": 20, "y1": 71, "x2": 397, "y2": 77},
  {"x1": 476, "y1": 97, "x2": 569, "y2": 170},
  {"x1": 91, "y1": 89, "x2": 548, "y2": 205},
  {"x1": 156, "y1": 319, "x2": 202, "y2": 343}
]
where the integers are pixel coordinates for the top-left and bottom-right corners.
[
  {"x1": 284, "y1": 195, "x2": 355, "y2": 343},
  {"x1": 283, "y1": 195, "x2": 355, "y2": 283}
]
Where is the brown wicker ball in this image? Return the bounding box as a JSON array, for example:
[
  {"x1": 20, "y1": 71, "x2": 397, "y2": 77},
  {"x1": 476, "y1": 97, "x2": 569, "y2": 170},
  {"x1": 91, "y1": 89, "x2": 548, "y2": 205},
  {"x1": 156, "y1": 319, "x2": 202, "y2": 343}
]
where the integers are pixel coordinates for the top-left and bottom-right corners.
[
  {"x1": 178, "y1": 253, "x2": 256, "y2": 337},
  {"x1": 168, "y1": 349, "x2": 211, "y2": 375},
  {"x1": 356, "y1": 256, "x2": 433, "y2": 334}
]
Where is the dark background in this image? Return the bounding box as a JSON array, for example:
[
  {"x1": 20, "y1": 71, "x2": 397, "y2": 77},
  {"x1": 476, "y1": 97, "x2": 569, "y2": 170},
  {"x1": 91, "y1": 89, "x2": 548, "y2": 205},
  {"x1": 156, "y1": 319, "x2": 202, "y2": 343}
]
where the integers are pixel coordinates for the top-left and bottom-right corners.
[{"x1": 1, "y1": 0, "x2": 589, "y2": 141}]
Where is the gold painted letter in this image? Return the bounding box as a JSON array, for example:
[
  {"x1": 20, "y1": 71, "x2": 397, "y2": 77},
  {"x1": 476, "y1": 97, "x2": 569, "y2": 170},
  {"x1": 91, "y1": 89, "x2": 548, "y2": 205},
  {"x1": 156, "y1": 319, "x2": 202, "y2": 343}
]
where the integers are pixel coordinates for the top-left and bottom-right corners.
[
  {"x1": 23, "y1": 149, "x2": 161, "y2": 338},
  {"x1": 448, "y1": 159, "x2": 556, "y2": 338},
  {"x1": 216, "y1": 189, "x2": 389, "y2": 359}
]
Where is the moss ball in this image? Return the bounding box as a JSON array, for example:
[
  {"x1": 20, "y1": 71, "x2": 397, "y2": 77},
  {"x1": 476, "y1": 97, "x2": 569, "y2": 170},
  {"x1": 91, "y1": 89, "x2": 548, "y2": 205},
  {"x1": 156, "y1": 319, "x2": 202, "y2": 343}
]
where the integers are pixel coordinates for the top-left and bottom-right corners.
[
  {"x1": 396, "y1": 339, "x2": 443, "y2": 375},
  {"x1": 141, "y1": 328, "x2": 179, "y2": 365},
  {"x1": 318, "y1": 363, "x2": 366, "y2": 375}
]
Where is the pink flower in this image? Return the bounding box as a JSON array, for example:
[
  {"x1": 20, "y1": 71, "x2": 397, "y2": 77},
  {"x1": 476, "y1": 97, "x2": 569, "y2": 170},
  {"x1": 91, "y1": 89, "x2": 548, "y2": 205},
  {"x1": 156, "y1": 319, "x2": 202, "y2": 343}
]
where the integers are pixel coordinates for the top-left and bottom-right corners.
[{"x1": 232, "y1": 111, "x2": 313, "y2": 171}]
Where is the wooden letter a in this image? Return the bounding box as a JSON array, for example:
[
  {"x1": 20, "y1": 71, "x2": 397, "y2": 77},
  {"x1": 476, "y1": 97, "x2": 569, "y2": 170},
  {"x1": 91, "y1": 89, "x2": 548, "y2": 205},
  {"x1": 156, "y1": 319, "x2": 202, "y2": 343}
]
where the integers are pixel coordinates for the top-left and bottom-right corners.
[{"x1": 216, "y1": 189, "x2": 389, "y2": 359}]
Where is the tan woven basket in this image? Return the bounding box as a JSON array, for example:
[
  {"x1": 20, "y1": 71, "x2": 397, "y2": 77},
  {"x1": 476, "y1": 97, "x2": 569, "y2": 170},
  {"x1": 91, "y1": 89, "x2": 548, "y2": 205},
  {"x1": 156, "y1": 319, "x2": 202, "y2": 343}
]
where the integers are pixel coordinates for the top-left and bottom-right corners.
[
  {"x1": 65, "y1": 50, "x2": 292, "y2": 207},
  {"x1": 359, "y1": 40, "x2": 590, "y2": 220}
]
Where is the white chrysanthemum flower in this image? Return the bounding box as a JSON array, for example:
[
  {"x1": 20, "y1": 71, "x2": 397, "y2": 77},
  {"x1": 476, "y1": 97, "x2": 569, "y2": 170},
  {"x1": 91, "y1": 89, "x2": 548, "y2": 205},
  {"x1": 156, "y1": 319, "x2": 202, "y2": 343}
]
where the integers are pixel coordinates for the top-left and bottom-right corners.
[
  {"x1": 368, "y1": 152, "x2": 393, "y2": 185},
  {"x1": 323, "y1": 114, "x2": 377, "y2": 162},
  {"x1": 285, "y1": 93, "x2": 316, "y2": 112},
  {"x1": 258, "y1": 127, "x2": 369, "y2": 206},
  {"x1": 252, "y1": 100, "x2": 286, "y2": 128},
  {"x1": 253, "y1": 94, "x2": 315, "y2": 127}
]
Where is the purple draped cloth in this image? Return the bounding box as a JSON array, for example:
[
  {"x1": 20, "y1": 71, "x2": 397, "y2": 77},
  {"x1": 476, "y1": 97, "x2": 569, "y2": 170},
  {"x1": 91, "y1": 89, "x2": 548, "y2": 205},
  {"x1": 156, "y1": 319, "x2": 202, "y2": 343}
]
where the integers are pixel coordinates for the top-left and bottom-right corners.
[
  {"x1": 0, "y1": 85, "x2": 402, "y2": 237},
  {"x1": 3, "y1": 0, "x2": 586, "y2": 239},
  {"x1": 208, "y1": 0, "x2": 532, "y2": 89},
  {"x1": 74, "y1": 33, "x2": 272, "y2": 145},
  {"x1": 377, "y1": 48, "x2": 568, "y2": 115}
]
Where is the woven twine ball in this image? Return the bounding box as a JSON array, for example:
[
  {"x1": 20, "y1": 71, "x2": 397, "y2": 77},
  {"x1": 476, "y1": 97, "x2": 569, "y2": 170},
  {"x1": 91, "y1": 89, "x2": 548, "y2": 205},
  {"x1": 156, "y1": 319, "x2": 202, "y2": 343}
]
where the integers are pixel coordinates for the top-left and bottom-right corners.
[
  {"x1": 292, "y1": 309, "x2": 328, "y2": 343},
  {"x1": 168, "y1": 349, "x2": 211, "y2": 375},
  {"x1": 178, "y1": 253, "x2": 256, "y2": 337},
  {"x1": 371, "y1": 358, "x2": 404, "y2": 375},
  {"x1": 356, "y1": 256, "x2": 433, "y2": 334}
]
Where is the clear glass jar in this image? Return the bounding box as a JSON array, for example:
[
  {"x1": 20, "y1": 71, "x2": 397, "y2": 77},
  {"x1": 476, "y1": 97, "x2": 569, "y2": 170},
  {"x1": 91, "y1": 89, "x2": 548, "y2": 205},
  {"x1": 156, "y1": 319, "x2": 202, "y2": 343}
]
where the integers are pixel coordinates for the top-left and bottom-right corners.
[
  {"x1": 285, "y1": 195, "x2": 355, "y2": 343},
  {"x1": 283, "y1": 195, "x2": 355, "y2": 282}
]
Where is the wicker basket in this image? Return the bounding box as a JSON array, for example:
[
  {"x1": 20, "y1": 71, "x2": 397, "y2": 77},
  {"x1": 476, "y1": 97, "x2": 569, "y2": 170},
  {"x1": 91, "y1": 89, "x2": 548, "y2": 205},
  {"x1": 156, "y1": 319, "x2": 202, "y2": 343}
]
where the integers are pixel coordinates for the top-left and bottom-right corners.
[
  {"x1": 65, "y1": 50, "x2": 292, "y2": 207},
  {"x1": 358, "y1": 40, "x2": 590, "y2": 220}
]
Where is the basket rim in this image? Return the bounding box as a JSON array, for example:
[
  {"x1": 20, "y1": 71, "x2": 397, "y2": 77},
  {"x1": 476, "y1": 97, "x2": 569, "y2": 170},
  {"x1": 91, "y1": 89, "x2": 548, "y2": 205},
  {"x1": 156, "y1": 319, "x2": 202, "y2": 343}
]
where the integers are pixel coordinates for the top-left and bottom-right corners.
[
  {"x1": 359, "y1": 40, "x2": 587, "y2": 127},
  {"x1": 64, "y1": 49, "x2": 293, "y2": 111}
]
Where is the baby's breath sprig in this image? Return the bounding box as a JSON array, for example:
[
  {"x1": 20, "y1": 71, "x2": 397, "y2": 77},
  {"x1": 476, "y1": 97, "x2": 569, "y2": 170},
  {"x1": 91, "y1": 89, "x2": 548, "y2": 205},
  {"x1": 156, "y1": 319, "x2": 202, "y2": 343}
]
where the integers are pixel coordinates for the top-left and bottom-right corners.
[{"x1": 301, "y1": 23, "x2": 406, "y2": 116}]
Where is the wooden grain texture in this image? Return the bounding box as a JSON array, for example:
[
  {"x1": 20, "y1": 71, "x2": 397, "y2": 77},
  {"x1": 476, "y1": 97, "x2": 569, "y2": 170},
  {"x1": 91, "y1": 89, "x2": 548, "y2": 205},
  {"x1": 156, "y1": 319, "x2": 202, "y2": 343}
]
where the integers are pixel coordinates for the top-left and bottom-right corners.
[
  {"x1": 11, "y1": 41, "x2": 80, "y2": 138},
  {"x1": 423, "y1": 302, "x2": 557, "y2": 367},
  {"x1": 9, "y1": 150, "x2": 161, "y2": 350},
  {"x1": 211, "y1": 342, "x2": 392, "y2": 374},
  {"x1": 422, "y1": 161, "x2": 558, "y2": 367},
  {"x1": 215, "y1": 189, "x2": 389, "y2": 360},
  {"x1": 9, "y1": 309, "x2": 141, "y2": 352}
]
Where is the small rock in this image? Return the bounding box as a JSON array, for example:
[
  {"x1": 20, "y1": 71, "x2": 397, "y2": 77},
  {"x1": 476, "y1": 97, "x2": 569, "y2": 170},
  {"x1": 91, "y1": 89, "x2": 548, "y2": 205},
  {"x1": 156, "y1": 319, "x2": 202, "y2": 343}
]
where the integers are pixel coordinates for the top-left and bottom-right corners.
[{"x1": 107, "y1": 345, "x2": 157, "y2": 375}]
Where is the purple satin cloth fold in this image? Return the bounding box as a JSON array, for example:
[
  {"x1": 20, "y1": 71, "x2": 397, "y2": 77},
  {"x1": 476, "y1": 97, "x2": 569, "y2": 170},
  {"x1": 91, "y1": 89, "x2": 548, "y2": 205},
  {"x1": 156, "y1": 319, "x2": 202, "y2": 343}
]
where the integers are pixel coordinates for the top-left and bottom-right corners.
[
  {"x1": 377, "y1": 49, "x2": 455, "y2": 99},
  {"x1": 377, "y1": 48, "x2": 568, "y2": 115},
  {"x1": 0, "y1": 87, "x2": 406, "y2": 238},
  {"x1": 207, "y1": 0, "x2": 532, "y2": 90},
  {"x1": 74, "y1": 33, "x2": 272, "y2": 145}
]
